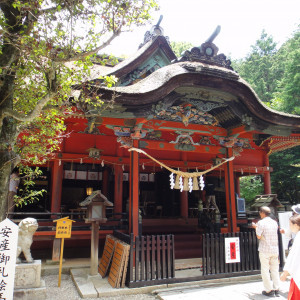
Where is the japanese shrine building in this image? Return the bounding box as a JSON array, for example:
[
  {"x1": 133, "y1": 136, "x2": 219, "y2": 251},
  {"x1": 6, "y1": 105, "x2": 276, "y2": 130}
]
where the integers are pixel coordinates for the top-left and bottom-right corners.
[{"x1": 21, "y1": 23, "x2": 300, "y2": 259}]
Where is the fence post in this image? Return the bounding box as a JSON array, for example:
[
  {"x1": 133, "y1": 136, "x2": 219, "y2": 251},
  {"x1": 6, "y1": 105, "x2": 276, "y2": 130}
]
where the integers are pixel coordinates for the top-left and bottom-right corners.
[
  {"x1": 129, "y1": 233, "x2": 134, "y2": 283},
  {"x1": 278, "y1": 231, "x2": 284, "y2": 270},
  {"x1": 202, "y1": 234, "x2": 206, "y2": 275},
  {"x1": 135, "y1": 235, "x2": 140, "y2": 282},
  {"x1": 171, "y1": 235, "x2": 175, "y2": 278},
  {"x1": 141, "y1": 235, "x2": 145, "y2": 281}
]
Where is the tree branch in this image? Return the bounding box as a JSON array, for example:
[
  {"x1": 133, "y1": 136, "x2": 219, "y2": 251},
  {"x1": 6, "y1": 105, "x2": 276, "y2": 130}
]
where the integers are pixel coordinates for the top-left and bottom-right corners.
[
  {"x1": 2, "y1": 91, "x2": 56, "y2": 122},
  {"x1": 53, "y1": 29, "x2": 121, "y2": 63}
]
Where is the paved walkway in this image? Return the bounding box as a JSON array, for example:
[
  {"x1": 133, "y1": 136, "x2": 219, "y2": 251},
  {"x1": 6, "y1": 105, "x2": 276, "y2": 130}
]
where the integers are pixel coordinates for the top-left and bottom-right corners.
[
  {"x1": 155, "y1": 280, "x2": 290, "y2": 300},
  {"x1": 41, "y1": 258, "x2": 291, "y2": 299}
]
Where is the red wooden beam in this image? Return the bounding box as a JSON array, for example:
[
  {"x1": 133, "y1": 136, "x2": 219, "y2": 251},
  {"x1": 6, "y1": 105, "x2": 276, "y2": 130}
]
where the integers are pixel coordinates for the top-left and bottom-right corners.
[
  {"x1": 50, "y1": 160, "x2": 63, "y2": 213},
  {"x1": 224, "y1": 148, "x2": 238, "y2": 233},
  {"x1": 139, "y1": 139, "x2": 225, "y2": 155},
  {"x1": 129, "y1": 140, "x2": 139, "y2": 237}
]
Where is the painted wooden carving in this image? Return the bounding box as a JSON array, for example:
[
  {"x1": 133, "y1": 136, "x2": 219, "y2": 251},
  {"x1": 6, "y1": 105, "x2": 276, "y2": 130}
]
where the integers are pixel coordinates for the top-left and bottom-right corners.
[
  {"x1": 170, "y1": 131, "x2": 199, "y2": 151},
  {"x1": 153, "y1": 101, "x2": 219, "y2": 127}
]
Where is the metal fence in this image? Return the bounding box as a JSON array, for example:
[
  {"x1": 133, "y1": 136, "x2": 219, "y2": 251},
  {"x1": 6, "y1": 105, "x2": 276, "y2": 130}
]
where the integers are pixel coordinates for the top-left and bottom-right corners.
[
  {"x1": 113, "y1": 231, "x2": 175, "y2": 287},
  {"x1": 202, "y1": 231, "x2": 260, "y2": 276}
]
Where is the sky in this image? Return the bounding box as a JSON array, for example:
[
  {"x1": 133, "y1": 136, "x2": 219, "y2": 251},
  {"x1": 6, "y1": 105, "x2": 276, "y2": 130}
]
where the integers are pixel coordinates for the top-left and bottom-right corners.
[{"x1": 103, "y1": 0, "x2": 300, "y2": 60}]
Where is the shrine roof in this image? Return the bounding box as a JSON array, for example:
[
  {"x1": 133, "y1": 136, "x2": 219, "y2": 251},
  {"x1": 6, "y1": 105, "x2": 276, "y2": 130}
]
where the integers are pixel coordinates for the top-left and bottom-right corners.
[
  {"x1": 77, "y1": 60, "x2": 300, "y2": 134},
  {"x1": 72, "y1": 23, "x2": 300, "y2": 138},
  {"x1": 85, "y1": 35, "x2": 176, "y2": 82}
]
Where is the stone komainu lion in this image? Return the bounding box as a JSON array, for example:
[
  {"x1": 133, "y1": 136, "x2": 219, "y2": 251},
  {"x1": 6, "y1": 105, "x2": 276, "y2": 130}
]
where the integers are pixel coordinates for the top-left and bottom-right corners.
[{"x1": 16, "y1": 218, "x2": 38, "y2": 263}]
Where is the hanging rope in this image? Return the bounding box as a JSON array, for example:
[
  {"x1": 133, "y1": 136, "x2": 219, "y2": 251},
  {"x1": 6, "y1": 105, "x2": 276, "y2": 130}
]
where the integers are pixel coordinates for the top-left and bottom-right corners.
[{"x1": 128, "y1": 147, "x2": 235, "y2": 177}]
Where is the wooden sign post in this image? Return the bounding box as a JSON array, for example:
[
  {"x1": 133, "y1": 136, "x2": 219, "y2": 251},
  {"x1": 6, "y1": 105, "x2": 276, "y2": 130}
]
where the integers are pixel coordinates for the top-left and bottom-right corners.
[
  {"x1": 53, "y1": 217, "x2": 75, "y2": 287},
  {"x1": 0, "y1": 218, "x2": 18, "y2": 300}
]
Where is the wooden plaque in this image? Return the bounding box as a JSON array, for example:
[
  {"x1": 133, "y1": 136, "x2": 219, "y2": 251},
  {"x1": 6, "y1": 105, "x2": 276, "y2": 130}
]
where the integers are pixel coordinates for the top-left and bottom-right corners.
[
  {"x1": 108, "y1": 241, "x2": 130, "y2": 288},
  {"x1": 98, "y1": 235, "x2": 116, "y2": 277}
]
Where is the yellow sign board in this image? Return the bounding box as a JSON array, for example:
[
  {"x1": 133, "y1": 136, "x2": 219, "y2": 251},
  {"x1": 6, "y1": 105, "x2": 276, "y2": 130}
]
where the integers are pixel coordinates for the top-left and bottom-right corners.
[
  {"x1": 53, "y1": 217, "x2": 75, "y2": 287},
  {"x1": 54, "y1": 217, "x2": 75, "y2": 239}
]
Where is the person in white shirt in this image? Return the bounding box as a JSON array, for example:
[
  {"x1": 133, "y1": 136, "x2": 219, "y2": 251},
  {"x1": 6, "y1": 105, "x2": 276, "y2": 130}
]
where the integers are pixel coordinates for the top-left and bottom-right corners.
[
  {"x1": 252, "y1": 206, "x2": 280, "y2": 297},
  {"x1": 280, "y1": 204, "x2": 300, "y2": 251},
  {"x1": 280, "y1": 214, "x2": 300, "y2": 300}
]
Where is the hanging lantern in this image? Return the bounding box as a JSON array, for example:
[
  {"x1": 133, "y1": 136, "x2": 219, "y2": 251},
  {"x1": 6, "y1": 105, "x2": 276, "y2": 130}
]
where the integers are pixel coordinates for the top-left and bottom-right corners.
[
  {"x1": 174, "y1": 174, "x2": 180, "y2": 189},
  {"x1": 193, "y1": 177, "x2": 199, "y2": 190},
  {"x1": 183, "y1": 177, "x2": 189, "y2": 191},
  {"x1": 86, "y1": 187, "x2": 93, "y2": 196}
]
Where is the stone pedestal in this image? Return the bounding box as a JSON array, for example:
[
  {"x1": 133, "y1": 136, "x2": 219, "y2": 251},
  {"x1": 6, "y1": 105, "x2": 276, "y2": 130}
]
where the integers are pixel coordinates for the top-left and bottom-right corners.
[{"x1": 14, "y1": 260, "x2": 46, "y2": 300}]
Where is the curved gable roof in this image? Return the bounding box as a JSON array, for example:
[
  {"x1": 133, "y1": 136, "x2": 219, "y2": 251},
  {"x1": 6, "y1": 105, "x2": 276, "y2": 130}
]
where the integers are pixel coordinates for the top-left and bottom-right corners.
[
  {"x1": 87, "y1": 36, "x2": 176, "y2": 85},
  {"x1": 80, "y1": 60, "x2": 300, "y2": 134}
]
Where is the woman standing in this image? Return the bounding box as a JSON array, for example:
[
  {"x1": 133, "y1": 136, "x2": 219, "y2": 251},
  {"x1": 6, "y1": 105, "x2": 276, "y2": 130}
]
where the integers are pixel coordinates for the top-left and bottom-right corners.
[{"x1": 280, "y1": 214, "x2": 300, "y2": 299}]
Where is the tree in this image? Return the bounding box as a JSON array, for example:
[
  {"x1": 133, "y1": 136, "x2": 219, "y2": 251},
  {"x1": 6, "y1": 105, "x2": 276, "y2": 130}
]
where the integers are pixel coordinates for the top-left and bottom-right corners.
[
  {"x1": 239, "y1": 176, "x2": 264, "y2": 207},
  {"x1": 233, "y1": 27, "x2": 300, "y2": 206},
  {"x1": 233, "y1": 30, "x2": 280, "y2": 103},
  {"x1": 269, "y1": 26, "x2": 300, "y2": 115},
  {"x1": 0, "y1": 0, "x2": 158, "y2": 220},
  {"x1": 170, "y1": 41, "x2": 194, "y2": 57},
  {"x1": 269, "y1": 147, "x2": 300, "y2": 204}
]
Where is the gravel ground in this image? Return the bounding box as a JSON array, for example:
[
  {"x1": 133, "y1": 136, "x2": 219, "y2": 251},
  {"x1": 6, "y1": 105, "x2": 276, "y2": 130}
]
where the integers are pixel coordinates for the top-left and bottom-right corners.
[{"x1": 44, "y1": 274, "x2": 157, "y2": 300}]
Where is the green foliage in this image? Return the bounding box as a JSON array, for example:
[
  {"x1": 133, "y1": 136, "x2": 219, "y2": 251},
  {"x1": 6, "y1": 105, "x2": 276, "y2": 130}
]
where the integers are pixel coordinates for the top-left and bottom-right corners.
[
  {"x1": 233, "y1": 27, "x2": 300, "y2": 112},
  {"x1": 0, "y1": 0, "x2": 159, "y2": 161},
  {"x1": 269, "y1": 146, "x2": 300, "y2": 204},
  {"x1": 14, "y1": 166, "x2": 46, "y2": 207},
  {"x1": 240, "y1": 176, "x2": 264, "y2": 207},
  {"x1": 234, "y1": 26, "x2": 300, "y2": 206},
  {"x1": 0, "y1": 0, "x2": 158, "y2": 215},
  {"x1": 170, "y1": 41, "x2": 194, "y2": 57},
  {"x1": 233, "y1": 30, "x2": 280, "y2": 103},
  {"x1": 269, "y1": 26, "x2": 300, "y2": 115}
]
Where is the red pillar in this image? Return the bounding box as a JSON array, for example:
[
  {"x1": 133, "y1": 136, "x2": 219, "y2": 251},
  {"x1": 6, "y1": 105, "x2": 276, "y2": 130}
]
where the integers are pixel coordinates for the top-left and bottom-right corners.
[
  {"x1": 224, "y1": 148, "x2": 238, "y2": 232},
  {"x1": 129, "y1": 140, "x2": 139, "y2": 237},
  {"x1": 102, "y1": 168, "x2": 109, "y2": 197},
  {"x1": 50, "y1": 160, "x2": 63, "y2": 213},
  {"x1": 114, "y1": 164, "x2": 123, "y2": 215},
  {"x1": 235, "y1": 175, "x2": 240, "y2": 197},
  {"x1": 263, "y1": 154, "x2": 272, "y2": 194},
  {"x1": 180, "y1": 152, "x2": 188, "y2": 218},
  {"x1": 180, "y1": 191, "x2": 188, "y2": 218}
]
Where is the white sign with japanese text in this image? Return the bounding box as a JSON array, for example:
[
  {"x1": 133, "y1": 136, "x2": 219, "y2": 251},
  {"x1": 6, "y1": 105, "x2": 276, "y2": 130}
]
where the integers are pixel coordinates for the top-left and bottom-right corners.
[
  {"x1": 0, "y1": 218, "x2": 18, "y2": 300},
  {"x1": 278, "y1": 212, "x2": 293, "y2": 262},
  {"x1": 225, "y1": 237, "x2": 240, "y2": 263}
]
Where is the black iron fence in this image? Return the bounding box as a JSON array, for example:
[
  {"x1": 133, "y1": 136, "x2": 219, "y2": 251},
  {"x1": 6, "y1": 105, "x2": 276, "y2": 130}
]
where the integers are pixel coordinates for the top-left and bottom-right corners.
[
  {"x1": 113, "y1": 230, "x2": 266, "y2": 287},
  {"x1": 113, "y1": 231, "x2": 175, "y2": 288},
  {"x1": 202, "y1": 231, "x2": 260, "y2": 276}
]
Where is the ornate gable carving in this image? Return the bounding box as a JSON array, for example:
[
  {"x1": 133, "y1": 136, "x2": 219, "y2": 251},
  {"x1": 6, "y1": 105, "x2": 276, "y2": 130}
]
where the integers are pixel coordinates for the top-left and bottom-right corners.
[{"x1": 177, "y1": 26, "x2": 233, "y2": 70}]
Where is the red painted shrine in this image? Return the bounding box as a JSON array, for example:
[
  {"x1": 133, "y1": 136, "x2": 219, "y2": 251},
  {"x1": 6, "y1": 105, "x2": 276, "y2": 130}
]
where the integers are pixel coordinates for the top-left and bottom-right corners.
[{"x1": 20, "y1": 24, "x2": 300, "y2": 259}]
